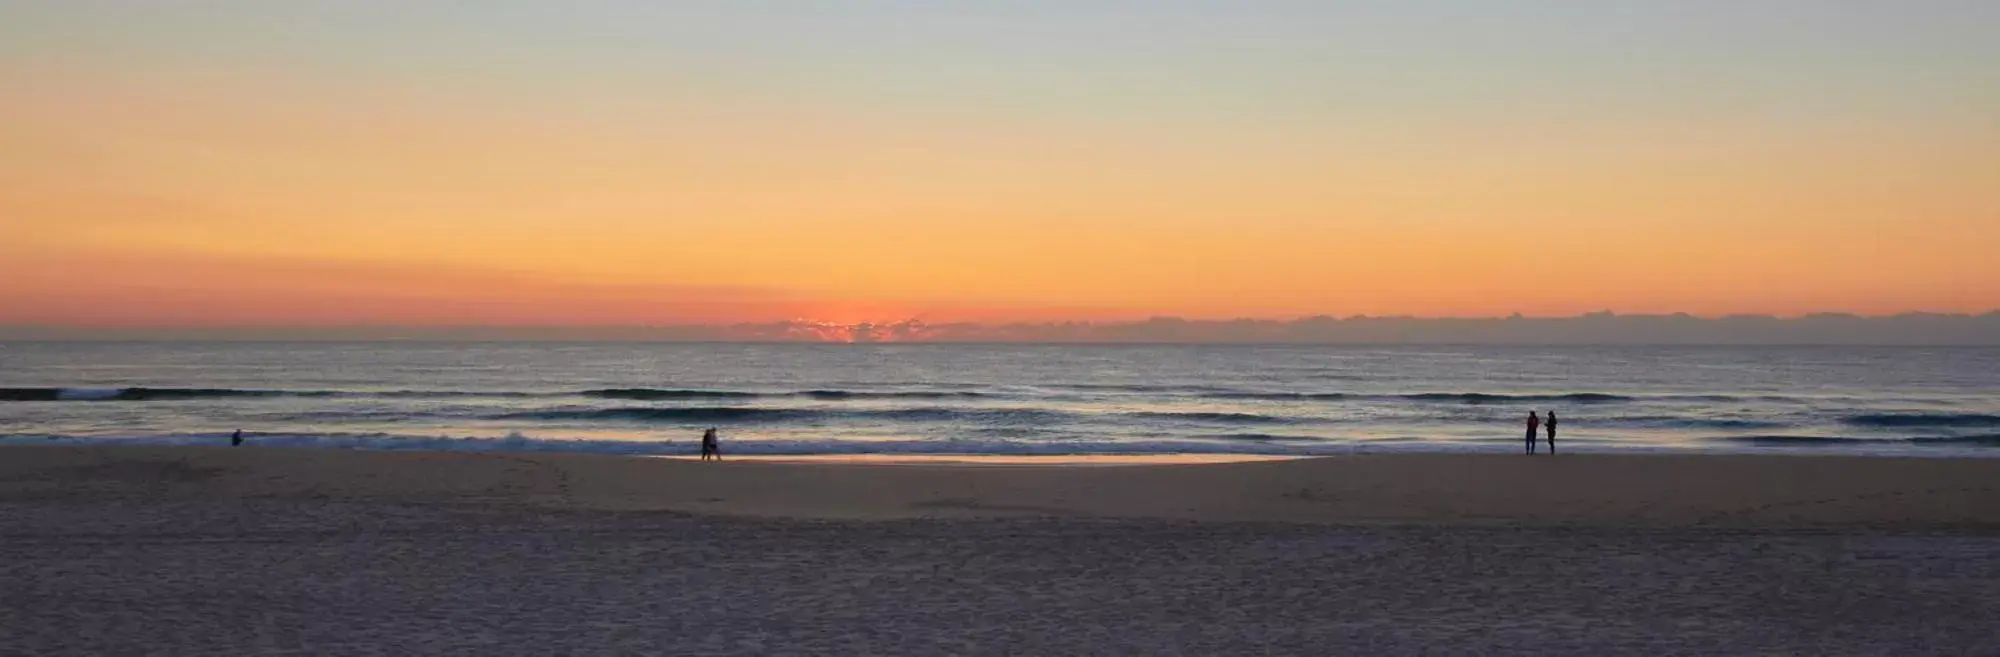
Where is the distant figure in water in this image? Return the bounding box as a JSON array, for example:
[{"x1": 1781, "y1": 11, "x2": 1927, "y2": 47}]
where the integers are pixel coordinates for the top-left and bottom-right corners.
[
  {"x1": 1525, "y1": 412, "x2": 1541, "y2": 455},
  {"x1": 700, "y1": 427, "x2": 720, "y2": 461},
  {"x1": 1545, "y1": 412, "x2": 1558, "y2": 454},
  {"x1": 231, "y1": 429, "x2": 243, "y2": 447}
]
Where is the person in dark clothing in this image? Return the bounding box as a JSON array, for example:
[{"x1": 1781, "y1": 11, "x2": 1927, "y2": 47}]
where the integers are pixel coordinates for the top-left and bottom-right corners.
[
  {"x1": 231, "y1": 429, "x2": 243, "y2": 447},
  {"x1": 700, "y1": 427, "x2": 720, "y2": 461},
  {"x1": 1525, "y1": 412, "x2": 1541, "y2": 455},
  {"x1": 1545, "y1": 412, "x2": 1558, "y2": 454}
]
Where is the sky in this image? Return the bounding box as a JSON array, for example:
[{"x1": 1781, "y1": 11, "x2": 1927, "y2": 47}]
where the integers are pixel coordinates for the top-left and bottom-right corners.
[{"x1": 3, "y1": 1, "x2": 1997, "y2": 330}]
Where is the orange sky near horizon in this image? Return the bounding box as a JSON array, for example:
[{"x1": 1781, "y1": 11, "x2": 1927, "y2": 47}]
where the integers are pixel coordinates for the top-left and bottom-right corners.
[{"x1": 4, "y1": 3, "x2": 1998, "y2": 328}]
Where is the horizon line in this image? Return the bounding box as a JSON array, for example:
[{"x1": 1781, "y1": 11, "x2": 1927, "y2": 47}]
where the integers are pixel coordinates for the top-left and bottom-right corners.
[
  {"x1": 9, "y1": 307, "x2": 2000, "y2": 330},
  {"x1": 5, "y1": 310, "x2": 1998, "y2": 345}
]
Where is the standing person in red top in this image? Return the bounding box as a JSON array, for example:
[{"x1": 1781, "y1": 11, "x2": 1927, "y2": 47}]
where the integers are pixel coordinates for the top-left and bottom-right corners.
[{"x1": 1525, "y1": 412, "x2": 1541, "y2": 455}]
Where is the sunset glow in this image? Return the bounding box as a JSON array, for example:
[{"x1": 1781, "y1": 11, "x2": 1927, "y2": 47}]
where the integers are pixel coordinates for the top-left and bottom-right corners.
[{"x1": 4, "y1": 2, "x2": 1997, "y2": 332}]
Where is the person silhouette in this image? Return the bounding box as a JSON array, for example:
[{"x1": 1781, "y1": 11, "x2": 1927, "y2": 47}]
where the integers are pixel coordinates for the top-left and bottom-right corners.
[
  {"x1": 1525, "y1": 412, "x2": 1541, "y2": 455},
  {"x1": 231, "y1": 429, "x2": 243, "y2": 447},
  {"x1": 1545, "y1": 412, "x2": 1558, "y2": 454},
  {"x1": 700, "y1": 427, "x2": 720, "y2": 461}
]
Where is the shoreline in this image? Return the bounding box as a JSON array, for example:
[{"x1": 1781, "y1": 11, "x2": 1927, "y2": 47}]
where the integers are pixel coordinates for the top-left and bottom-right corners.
[
  {"x1": 5, "y1": 444, "x2": 1997, "y2": 527},
  {"x1": 8, "y1": 433, "x2": 2000, "y2": 461},
  {"x1": 652, "y1": 453, "x2": 1303, "y2": 465}
]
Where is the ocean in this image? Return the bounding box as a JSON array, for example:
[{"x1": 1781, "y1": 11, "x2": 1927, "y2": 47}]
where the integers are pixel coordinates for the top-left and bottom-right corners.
[{"x1": 3, "y1": 342, "x2": 1997, "y2": 457}]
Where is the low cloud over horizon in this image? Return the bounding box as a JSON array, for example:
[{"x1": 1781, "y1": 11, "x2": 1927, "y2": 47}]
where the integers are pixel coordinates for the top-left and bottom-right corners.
[{"x1": 8, "y1": 311, "x2": 1999, "y2": 345}]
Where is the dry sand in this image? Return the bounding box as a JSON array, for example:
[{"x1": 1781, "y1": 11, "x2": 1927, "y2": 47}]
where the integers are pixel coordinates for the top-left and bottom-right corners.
[{"x1": 3, "y1": 445, "x2": 1998, "y2": 655}]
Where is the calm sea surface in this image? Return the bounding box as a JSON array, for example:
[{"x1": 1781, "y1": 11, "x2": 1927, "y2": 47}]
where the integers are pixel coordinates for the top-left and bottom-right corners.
[{"x1": 3, "y1": 342, "x2": 1997, "y2": 456}]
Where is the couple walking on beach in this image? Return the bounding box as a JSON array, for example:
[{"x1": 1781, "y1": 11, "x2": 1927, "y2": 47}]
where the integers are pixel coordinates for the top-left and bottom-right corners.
[
  {"x1": 700, "y1": 427, "x2": 722, "y2": 461},
  {"x1": 1525, "y1": 412, "x2": 1557, "y2": 454}
]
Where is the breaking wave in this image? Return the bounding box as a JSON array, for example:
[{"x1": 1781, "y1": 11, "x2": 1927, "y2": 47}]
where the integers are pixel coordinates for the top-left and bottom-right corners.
[
  {"x1": 1399, "y1": 392, "x2": 1636, "y2": 404},
  {"x1": 0, "y1": 387, "x2": 332, "y2": 401},
  {"x1": 4, "y1": 386, "x2": 998, "y2": 403},
  {"x1": 1, "y1": 387, "x2": 547, "y2": 402},
  {"x1": 797, "y1": 390, "x2": 992, "y2": 400},
  {"x1": 1842, "y1": 413, "x2": 2000, "y2": 428},
  {"x1": 2, "y1": 386, "x2": 1795, "y2": 407},
  {"x1": 1129, "y1": 411, "x2": 1296, "y2": 424},
  {"x1": 1201, "y1": 392, "x2": 1351, "y2": 401},
  {"x1": 493, "y1": 406, "x2": 1071, "y2": 424},
  {"x1": 1598, "y1": 416, "x2": 1794, "y2": 430},
  {"x1": 582, "y1": 389, "x2": 763, "y2": 400},
  {"x1": 495, "y1": 407, "x2": 817, "y2": 422},
  {"x1": 1714, "y1": 434, "x2": 2000, "y2": 447}
]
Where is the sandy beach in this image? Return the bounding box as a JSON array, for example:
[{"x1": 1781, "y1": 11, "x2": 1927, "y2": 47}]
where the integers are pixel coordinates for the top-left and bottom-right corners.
[{"x1": 4, "y1": 446, "x2": 1998, "y2": 654}]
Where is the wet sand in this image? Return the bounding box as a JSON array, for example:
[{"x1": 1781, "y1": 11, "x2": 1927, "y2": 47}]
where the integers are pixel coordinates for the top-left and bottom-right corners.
[{"x1": 3, "y1": 446, "x2": 1998, "y2": 654}]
